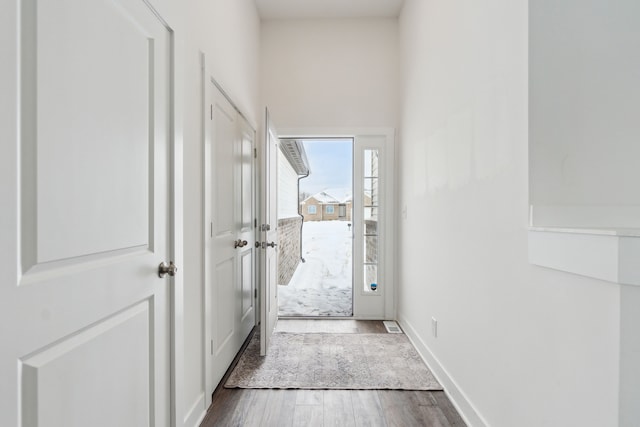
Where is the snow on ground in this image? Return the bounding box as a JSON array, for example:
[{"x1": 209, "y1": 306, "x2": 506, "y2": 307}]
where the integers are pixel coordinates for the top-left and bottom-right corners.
[{"x1": 278, "y1": 221, "x2": 353, "y2": 317}]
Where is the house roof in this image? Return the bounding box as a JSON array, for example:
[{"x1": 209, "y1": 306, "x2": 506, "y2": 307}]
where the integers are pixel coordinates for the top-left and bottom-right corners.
[
  {"x1": 280, "y1": 139, "x2": 310, "y2": 175},
  {"x1": 302, "y1": 188, "x2": 352, "y2": 204},
  {"x1": 327, "y1": 188, "x2": 352, "y2": 203},
  {"x1": 304, "y1": 191, "x2": 339, "y2": 204}
]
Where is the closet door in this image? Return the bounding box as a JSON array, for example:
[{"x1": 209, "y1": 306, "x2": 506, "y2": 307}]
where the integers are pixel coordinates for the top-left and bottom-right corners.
[{"x1": 205, "y1": 82, "x2": 256, "y2": 393}]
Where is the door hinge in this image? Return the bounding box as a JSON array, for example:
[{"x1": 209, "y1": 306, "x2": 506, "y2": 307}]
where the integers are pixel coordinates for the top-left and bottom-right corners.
[
  {"x1": 210, "y1": 339, "x2": 213, "y2": 355},
  {"x1": 210, "y1": 104, "x2": 213, "y2": 120},
  {"x1": 254, "y1": 218, "x2": 257, "y2": 228},
  {"x1": 254, "y1": 148, "x2": 257, "y2": 158},
  {"x1": 254, "y1": 289, "x2": 257, "y2": 299},
  {"x1": 210, "y1": 221, "x2": 213, "y2": 238}
]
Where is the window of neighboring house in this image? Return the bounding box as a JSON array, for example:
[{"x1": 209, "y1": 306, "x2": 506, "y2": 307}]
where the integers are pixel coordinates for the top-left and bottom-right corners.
[
  {"x1": 326, "y1": 205, "x2": 335, "y2": 214},
  {"x1": 308, "y1": 205, "x2": 317, "y2": 214}
]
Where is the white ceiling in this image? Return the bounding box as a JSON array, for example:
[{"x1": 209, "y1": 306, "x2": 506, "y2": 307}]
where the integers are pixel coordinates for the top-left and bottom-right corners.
[{"x1": 254, "y1": 0, "x2": 405, "y2": 20}]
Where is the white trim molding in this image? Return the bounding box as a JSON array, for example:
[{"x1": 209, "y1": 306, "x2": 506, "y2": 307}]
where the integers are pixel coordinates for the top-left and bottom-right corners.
[
  {"x1": 528, "y1": 228, "x2": 640, "y2": 286},
  {"x1": 398, "y1": 316, "x2": 489, "y2": 427}
]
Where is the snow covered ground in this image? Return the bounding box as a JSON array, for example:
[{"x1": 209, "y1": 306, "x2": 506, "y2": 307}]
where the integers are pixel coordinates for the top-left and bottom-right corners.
[{"x1": 278, "y1": 221, "x2": 353, "y2": 317}]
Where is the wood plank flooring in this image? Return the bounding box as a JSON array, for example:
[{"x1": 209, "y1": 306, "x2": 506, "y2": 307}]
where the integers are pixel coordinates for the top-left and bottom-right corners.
[{"x1": 200, "y1": 320, "x2": 466, "y2": 427}]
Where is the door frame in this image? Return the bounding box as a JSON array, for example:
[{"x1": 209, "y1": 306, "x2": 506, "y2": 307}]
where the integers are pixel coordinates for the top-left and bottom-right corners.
[
  {"x1": 274, "y1": 127, "x2": 397, "y2": 320},
  {"x1": 170, "y1": 9, "x2": 185, "y2": 427}
]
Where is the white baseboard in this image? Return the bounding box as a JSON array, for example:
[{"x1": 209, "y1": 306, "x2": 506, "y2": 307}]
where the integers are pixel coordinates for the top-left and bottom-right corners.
[
  {"x1": 398, "y1": 316, "x2": 489, "y2": 427},
  {"x1": 183, "y1": 393, "x2": 207, "y2": 427}
]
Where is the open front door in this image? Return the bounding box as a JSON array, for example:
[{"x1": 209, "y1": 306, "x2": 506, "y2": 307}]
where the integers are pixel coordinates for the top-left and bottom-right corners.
[{"x1": 260, "y1": 109, "x2": 279, "y2": 355}]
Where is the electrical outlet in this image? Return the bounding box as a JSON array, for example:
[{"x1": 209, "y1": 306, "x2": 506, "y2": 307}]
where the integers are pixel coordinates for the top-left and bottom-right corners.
[{"x1": 432, "y1": 317, "x2": 438, "y2": 338}]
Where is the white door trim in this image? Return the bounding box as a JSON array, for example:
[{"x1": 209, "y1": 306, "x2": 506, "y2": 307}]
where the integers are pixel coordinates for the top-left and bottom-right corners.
[{"x1": 169, "y1": 10, "x2": 184, "y2": 427}]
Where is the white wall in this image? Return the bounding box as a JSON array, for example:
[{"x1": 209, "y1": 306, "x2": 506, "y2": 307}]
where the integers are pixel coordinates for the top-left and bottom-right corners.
[
  {"x1": 529, "y1": 0, "x2": 640, "y2": 227},
  {"x1": 278, "y1": 150, "x2": 300, "y2": 218},
  {"x1": 620, "y1": 285, "x2": 640, "y2": 426},
  {"x1": 260, "y1": 18, "x2": 399, "y2": 128},
  {"x1": 397, "y1": 1, "x2": 621, "y2": 426},
  {"x1": 182, "y1": 1, "x2": 260, "y2": 425}
]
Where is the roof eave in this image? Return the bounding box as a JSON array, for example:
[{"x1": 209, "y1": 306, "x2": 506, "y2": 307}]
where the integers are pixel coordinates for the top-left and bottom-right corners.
[{"x1": 280, "y1": 139, "x2": 311, "y2": 175}]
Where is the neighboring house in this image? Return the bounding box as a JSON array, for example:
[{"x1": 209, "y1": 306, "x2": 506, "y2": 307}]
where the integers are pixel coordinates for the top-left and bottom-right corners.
[
  {"x1": 277, "y1": 139, "x2": 310, "y2": 286},
  {"x1": 301, "y1": 189, "x2": 359, "y2": 222}
]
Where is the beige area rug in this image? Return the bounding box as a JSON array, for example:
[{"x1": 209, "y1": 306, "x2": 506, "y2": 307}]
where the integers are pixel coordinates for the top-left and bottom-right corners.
[{"x1": 224, "y1": 333, "x2": 442, "y2": 390}]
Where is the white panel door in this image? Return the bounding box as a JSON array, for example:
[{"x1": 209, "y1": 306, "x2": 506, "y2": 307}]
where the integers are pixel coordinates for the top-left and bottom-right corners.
[
  {"x1": 260, "y1": 110, "x2": 279, "y2": 356},
  {"x1": 0, "y1": 0, "x2": 175, "y2": 426},
  {"x1": 205, "y1": 83, "x2": 256, "y2": 393}
]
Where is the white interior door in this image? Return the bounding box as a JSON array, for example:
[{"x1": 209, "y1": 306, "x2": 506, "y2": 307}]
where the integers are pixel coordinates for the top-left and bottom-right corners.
[
  {"x1": 260, "y1": 109, "x2": 280, "y2": 355},
  {"x1": 0, "y1": 0, "x2": 175, "y2": 425},
  {"x1": 205, "y1": 82, "x2": 256, "y2": 392}
]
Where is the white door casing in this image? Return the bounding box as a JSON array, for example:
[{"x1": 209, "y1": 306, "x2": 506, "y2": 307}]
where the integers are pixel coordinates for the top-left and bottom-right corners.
[
  {"x1": 0, "y1": 0, "x2": 179, "y2": 426},
  {"x1": 260, "y1": 110, "x2": 279, "y2": 356},
  {"x1": 204, "y1": 81, "x2": 256, "y2": 396}
]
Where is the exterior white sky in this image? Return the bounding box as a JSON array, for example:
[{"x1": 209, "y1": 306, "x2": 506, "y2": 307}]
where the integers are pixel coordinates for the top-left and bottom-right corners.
[{"x1": 300, "y1": 139, "x2": 353, "y2": 196}]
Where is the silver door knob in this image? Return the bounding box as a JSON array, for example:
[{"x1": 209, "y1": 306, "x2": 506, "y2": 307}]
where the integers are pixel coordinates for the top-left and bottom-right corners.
[
  {"x1": 158, "y1": 261, "x2": 178, "y2": 278},
  {"x1": 234, "y1": 239, "x2": 248, "y2": 248}
]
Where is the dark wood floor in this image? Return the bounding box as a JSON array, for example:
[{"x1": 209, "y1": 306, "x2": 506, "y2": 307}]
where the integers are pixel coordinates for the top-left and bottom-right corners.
[{"x1": 200, "y1": 320, "x2": 466, "y2": 427}]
